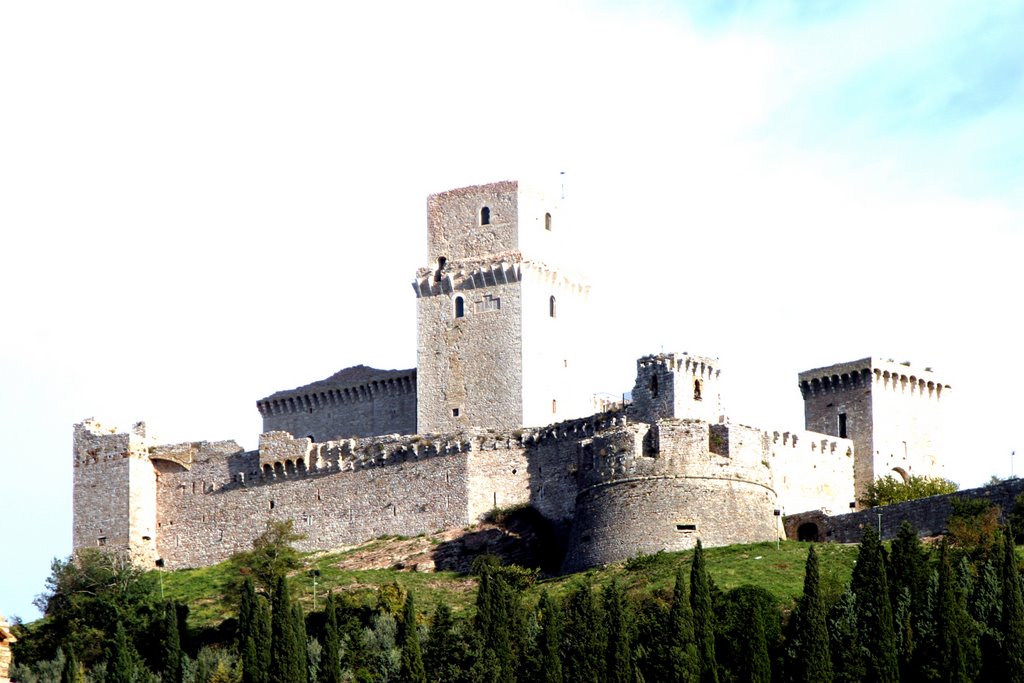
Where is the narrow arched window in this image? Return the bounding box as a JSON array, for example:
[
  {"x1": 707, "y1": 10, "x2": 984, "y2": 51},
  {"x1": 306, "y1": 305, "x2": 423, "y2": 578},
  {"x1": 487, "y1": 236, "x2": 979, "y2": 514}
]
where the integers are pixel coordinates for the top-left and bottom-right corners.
[
  {"x1": 549, "y1": 295, "x2": 556, "y2": 318},
  {"x1": 455, "y1": 296, "x2": 465, "y2": 318},
  {"x1": 650, "y1": 374, "x2": 659, "y2": 397},
  {"x1": 545, "y1": 212, "x2": 552, "y2": 231},
  {"x1": 480, "y1": 207, "x2": 491, "y2": 225},
  {"x1": 693, "y1": 379, "x2": 702, "y2": 401}
]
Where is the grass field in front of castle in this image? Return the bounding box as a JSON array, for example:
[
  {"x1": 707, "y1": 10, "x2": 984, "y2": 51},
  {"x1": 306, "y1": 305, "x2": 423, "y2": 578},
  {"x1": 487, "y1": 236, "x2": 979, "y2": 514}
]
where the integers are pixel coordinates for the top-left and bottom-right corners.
[{"x1": 159, "y1": 539, "x2": 859, "y2": 628}]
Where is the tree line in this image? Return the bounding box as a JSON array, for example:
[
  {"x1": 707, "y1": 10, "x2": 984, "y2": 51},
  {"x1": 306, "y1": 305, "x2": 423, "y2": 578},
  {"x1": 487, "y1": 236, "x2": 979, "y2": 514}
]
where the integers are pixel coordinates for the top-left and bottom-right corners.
[{"x1": 11, "y1": 513, "x2": 1024, "y2": 682}]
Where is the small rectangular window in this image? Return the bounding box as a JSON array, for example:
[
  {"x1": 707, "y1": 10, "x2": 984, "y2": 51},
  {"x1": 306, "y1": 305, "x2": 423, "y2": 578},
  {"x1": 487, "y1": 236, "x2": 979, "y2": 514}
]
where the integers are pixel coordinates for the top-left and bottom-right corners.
[
  {"x1": 838, "y1": 412, "x2": 848, "y2": 439},
  {"x1": 676, "y1": 524, "x2": 697, "y2": 531},
  {"x1": 97, "y1": 536, "x2": 107, "y2": 546},
  {"x1": 452, "y1": 407, "x2": 460, "y2": 417}
]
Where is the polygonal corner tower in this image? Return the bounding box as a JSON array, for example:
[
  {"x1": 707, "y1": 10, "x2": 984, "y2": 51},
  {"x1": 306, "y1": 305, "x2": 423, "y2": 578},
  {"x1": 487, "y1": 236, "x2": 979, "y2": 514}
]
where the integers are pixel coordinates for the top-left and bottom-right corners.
[
  {"x1": 413, "y1": 180, "x2": 591, "y2": 433},
  {"x1": 798, "y1": 357, "x2": 952, "y2": 507}
]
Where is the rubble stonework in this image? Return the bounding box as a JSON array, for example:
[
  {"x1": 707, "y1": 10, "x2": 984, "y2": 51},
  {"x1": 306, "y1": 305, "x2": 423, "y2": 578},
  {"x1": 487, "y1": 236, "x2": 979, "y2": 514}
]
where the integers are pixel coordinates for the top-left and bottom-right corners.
[
  {"x1": 0, "y1": 612, "x2": 15, "y2": 683},
  {"x1": 71, "y1": 180, "x2": 952, "y2": 572}
]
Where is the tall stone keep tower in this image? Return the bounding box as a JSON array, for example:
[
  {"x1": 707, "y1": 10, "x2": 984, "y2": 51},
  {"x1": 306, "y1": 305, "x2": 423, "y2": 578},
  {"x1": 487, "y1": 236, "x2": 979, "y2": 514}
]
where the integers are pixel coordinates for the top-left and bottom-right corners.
[
  {"x1": 413, "y1": 180, "x2": 590, "y2": 433},
  {"x1": 799, "y1": 358, "x2": 951, "y2": 507}
]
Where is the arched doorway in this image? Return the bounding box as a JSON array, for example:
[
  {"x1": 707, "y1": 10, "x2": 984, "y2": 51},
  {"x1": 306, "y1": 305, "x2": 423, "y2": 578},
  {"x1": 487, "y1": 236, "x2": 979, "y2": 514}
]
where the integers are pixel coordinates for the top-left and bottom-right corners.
[{"x1": 797, "y1": 522, "x2": 821, "y2": 542}]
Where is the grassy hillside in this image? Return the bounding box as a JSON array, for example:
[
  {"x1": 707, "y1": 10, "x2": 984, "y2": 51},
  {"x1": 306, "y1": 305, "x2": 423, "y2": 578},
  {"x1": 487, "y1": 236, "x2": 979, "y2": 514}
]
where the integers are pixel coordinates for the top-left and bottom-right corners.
[{"x1": 159, "y1": 535, "x2": 859, "y2": 629}]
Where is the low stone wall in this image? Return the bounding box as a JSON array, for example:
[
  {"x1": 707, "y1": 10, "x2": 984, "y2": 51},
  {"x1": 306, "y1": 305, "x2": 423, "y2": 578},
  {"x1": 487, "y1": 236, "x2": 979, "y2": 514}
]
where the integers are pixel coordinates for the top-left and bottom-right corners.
[{"x1": 785, "y1": 478, "x2": 1024, "y2": 543}]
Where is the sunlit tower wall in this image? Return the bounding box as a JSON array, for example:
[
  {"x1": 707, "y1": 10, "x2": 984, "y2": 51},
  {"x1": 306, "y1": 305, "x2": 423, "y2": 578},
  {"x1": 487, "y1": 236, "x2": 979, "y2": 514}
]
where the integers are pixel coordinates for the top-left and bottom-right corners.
[
  {"x1": 799, "y1": 357, "x2": 951, "y2": 508},
  {"x1": 413, "y1": 180, "x2": 590, "y2": 434},
  {"x1": 629, "y1": 352, "x2": 724, "y2": 424},
  {"x1": 72, "y1": 419, "x2": 158, "y2": 566}
]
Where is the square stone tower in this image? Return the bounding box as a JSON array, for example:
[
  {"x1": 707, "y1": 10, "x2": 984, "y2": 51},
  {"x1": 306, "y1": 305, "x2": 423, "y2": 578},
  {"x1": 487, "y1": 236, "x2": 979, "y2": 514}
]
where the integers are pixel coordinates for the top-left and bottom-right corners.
[
  {"x1": 798, "y1": 358, "x2": 951, "y2": 507},
  {"x1": 72, "y1": 419, "x2": 159, "y2": 566},
  {"x1": 413, "y1": 180, "x2": 590, "y2": 433}
]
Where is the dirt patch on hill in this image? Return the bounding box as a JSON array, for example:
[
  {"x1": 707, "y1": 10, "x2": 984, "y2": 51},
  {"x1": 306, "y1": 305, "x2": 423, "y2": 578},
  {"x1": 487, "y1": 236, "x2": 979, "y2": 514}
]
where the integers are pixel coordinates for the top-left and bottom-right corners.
[{"x1": 324, "y1": 507, "x2": 564, "y2": 575}]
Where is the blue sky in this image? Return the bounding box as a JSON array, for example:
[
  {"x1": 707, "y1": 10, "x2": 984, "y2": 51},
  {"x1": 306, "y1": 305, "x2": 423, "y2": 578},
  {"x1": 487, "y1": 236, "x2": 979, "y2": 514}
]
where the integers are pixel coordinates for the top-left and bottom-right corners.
[{"x1": 1, "y1": 0, "x2": 1021, "y2": 622}]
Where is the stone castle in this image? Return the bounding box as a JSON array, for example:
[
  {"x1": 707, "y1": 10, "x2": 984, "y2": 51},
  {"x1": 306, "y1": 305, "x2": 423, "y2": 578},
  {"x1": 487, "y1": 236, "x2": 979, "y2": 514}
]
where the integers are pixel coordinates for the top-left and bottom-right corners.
[{"x1": 72, "y1": 180, "x2": 953, "y2": 572}]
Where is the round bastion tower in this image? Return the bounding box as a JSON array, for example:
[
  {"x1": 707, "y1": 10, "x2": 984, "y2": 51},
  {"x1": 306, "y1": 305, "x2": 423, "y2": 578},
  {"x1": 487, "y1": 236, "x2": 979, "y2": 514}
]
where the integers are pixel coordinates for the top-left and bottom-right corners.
[{"x1": 564, "y1": 353, "x2": 778, "y2": 571}]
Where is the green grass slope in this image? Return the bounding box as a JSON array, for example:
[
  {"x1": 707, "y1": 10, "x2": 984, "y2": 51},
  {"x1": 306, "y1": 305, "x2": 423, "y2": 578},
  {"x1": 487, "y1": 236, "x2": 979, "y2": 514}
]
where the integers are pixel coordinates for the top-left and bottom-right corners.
[{"x1": 159, "y1": 538, "x2": 859, "y2": 629}]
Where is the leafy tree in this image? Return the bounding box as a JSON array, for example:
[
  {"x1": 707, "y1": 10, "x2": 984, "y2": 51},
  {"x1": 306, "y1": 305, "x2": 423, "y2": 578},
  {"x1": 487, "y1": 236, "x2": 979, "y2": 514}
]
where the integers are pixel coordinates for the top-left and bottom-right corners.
[
  {"x1": 860, "y1": 474, "x2": 958, "y2": 507},
  {"x1": 790, "y1": 546, "x2": 833, "y2": 683},
  {"x1": 562, "y1": 581, "x2": 605, "y2": 683},
  {"x1": 25, "y1": 549, "x2": 158, "y2": 667},
  {"x1": 535, "y1": 590, "x2": 563, "y2": 683},
  {"x1": 231, "y1": 520, "x2": 306, "y2": 596},
  {"x1": 398, "y1": 591, "x2": 426, "y2": 683},
  {"x1": 947, "y1": 497, "x2": 1001, "y2": 559},
  {"x1": 850, "y1": 525, "x2": 898, "y2": 682},
  {"x1": 603, "y1": 580, "x2": 633, "y2": 683},
  {"x1": 107, "y1": 621, "x2": 137, "y2": 683},
  {"x1": 1001, "y1": 530, "x2": 1024, "y2": 682},
  {"x1": 270, "y1": 576, "x2": 306, "y2": 683},
  {"x1": 690, "y1": 540, "x2": 719, "y2": 683},
  {"x1": 1009, "y1": 493, "x2": 1024, "y2": 543}
]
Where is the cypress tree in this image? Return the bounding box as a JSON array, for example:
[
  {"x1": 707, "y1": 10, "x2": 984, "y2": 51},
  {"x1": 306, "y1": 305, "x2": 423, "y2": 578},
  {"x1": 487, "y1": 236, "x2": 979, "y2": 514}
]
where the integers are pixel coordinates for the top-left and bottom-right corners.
[
  {"x1": 61, "y1": 649, "x2": 83, "y2": 683},
  {"x1": 850, "y1": 525, "x2": 899, "y2": 683},
  {"x1": 936, "y1": 542, "x2": 970, "y2": 682},
  {"x1": 562, "y1": 581, "x2": 605, "y2": 683},
  {"x1": 472, "y1": 560, "x2": 530, "y2": 683},
  {"x1": 291, "y1": 601, "x2": 308, "y2": 683},
  {"x1": 424, "y1": 602, "x2": 466, "y2": 683},
  {"x1": 1002, "y1": 529, "x2": 1024, "y2": 682},
  {"x1": 241, "y1": 578, "x2": 271, "y2": 683},
  {"x1": 826, "y1": 587, "x2": 865, "y2": 683},
  {"x1": 398, "y1": 591, "x2": 427, "y2": 683},
  {"x1": 690, "y1": 540, "x2": 719, "y2": 683},
  {"x1": 161, "y1": 602, "x2": 183, "y2": 683},
  {"x1": 255, "y1": 592, "x2": 273, "y2": 683},
  {"x1": 537, "y1": 590, "x2": 564, "y2": 683},
  {"x1": 603, "y1": 580, "x2": 633, "y2": 683},
  {"x1": 792, "y1": 545, "x2": 833, "y2": 683},
  {"x1": 971, "y1": 559, "x2": 1003, "y2": 682},
  {"x1": 319, "y1": 593, "x2": 342, "y2": 683},
  {"x1": 107, "y1": 621, "x2": 136, "y2": 683},
  {"x1": 667, "y1": 568, "x2": 699, "y2": 683},
  {"x1": 736, "y1": 599, "x2": 771, "y2": 683},
  {"x1": 271, "y1": 575, "x2": 306, "y2": 683}
]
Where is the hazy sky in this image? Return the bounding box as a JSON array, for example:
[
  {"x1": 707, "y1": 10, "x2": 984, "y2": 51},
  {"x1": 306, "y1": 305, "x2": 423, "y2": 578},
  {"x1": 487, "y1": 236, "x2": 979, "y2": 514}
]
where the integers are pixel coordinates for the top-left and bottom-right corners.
[{"x1": 2, "y1": 0, "x2": 1022, "y2": 621}]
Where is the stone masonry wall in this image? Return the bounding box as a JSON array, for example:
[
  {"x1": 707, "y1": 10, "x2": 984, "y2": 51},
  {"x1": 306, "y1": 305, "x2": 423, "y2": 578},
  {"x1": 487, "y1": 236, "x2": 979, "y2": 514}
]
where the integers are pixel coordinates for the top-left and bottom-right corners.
[
  {"x1": 154, "y1": 433, "x2": 475, "y2": 568},
  {"x1": 416, "y1": 276, "x2": 524, "y2": 434},
  {"x1": 563, "y1": 419, "x2": 778, "y2": 571},
  {"x1": 257, "y1": 369, "x2": 416, "y2": 442},
  {"x1": 786, "y1": 478, "x2": 1024, "y2": 543},
  {"x1": 768, "y1": 427, "x2": 855, "y2": 516},
  {"x1": 800, "y1": 358, "x2": 951, "y2": 507}
]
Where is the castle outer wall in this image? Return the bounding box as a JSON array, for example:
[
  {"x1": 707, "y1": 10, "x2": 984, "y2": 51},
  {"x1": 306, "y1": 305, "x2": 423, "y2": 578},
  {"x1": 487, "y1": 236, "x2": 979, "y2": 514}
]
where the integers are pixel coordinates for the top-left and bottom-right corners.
[{"x1": 74, "y1": 396, "x2": 854, "y2": 572}]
